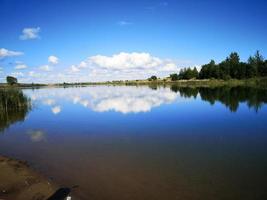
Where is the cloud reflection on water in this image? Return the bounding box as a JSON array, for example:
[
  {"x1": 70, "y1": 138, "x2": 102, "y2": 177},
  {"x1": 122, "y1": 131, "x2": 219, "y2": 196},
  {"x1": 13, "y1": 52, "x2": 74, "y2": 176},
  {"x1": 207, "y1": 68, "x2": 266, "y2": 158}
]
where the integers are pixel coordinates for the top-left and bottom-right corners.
[
  {"x1": 25, "y1": 86, "x2": 180, "y2": 114},
  {"x1": 85, "y1": 87, "x2": 177, "y2": 113},
  {"x1": 27, "y1": 130, "x2": 46, "y2": 142},
  {"x1": 52, "y1": 106, "x2": 61, "y2": 115}
]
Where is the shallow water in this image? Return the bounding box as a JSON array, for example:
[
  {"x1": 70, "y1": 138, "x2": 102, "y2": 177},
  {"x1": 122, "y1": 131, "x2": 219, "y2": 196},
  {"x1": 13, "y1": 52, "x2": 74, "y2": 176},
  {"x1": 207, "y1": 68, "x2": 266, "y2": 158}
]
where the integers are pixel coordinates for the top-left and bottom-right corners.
[{"x1": 1, "y1": 85, "x2": 267, "y2": 200}]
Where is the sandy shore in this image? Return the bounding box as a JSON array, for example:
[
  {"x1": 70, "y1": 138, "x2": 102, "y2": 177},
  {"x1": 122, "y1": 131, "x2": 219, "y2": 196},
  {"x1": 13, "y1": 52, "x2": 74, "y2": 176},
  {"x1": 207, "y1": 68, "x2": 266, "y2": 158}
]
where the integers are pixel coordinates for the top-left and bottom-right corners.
[{"x1": 0, "y1": 155, "x2": 56, "y2": 200}]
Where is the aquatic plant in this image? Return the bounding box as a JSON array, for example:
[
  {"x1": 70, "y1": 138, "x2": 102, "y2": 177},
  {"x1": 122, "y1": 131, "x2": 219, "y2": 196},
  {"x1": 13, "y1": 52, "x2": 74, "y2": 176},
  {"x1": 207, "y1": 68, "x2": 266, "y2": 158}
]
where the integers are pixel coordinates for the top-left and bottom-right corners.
[{"x1": 0, "y1": 89, "x2": 31, "y2": 132}]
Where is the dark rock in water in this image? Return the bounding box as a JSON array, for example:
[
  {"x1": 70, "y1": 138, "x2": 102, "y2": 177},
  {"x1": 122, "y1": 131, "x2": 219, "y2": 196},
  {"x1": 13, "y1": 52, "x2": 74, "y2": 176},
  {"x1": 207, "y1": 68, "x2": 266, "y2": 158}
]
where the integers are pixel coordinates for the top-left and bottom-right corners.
[{"x1": 47, "y1": 188, "x2": 71, "y2": 200}]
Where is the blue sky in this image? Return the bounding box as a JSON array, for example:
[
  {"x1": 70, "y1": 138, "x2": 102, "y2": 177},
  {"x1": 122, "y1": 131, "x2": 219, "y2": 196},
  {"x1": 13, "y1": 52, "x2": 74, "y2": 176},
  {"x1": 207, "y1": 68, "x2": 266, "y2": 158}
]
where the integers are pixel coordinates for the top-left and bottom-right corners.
[{"x1": 1, "y1": 0, "x2": 267, "y2": 83}]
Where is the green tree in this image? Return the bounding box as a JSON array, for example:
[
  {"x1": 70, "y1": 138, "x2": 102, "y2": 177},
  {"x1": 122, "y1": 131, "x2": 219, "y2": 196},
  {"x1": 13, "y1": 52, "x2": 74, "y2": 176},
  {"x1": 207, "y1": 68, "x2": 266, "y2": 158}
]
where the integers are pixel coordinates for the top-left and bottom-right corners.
[
  {"x1": 237, "y1": 62, "x2": 247, "y2": 79},
  {"x1": 170, "y1": 73, "x2": 179, "y2": 81},
  {"x1": 261, "y1": 60, "x2": 267, "y2": 76},
  {"x1": 218, "y1": 61, "x2": 230, "y2": 80},
  {"x1": 199, "y1": 60, "x2": 217, "y2": 79},
  {"x1": 227, "y1": 52, "x2": 240, "y2": 78},
  {"x1": 178, "y1": 67, "x2": 199, "y2": 80},
  {"x1": 228, "y1": 52, "x2": 240, "y2": 65},
  {"x1": 178, "y1": 68, "x2": 185, "y2": 79},
  {"x1": 148, "y1": 75, "x2": 157, "y2": 81},
  {"x1": 6, "y1": 76, "x2": 18, "y2": 85},
  {"x1": 192, "y1": 67, "x2": 199, "y2": 79},
  {"x1": 258, "y1": 56, "x2": 267, "y2": 77},
  {"x1": 183, "y1": 68, "x2": 193, "y2": 80},
  {"x1": 248, "y1": 50, "x2": 264, "y2": 76},
  {"x1": 197, "y1": 51, "x2": 267, "y2": 80}
]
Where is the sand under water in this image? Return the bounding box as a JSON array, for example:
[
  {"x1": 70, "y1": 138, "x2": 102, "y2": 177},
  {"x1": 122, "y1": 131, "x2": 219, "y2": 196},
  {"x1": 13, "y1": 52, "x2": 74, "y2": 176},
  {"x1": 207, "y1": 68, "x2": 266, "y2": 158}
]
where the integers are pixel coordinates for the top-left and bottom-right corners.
[{"x1": 0, "y1": 155, "x2": 56, "y2": 200}]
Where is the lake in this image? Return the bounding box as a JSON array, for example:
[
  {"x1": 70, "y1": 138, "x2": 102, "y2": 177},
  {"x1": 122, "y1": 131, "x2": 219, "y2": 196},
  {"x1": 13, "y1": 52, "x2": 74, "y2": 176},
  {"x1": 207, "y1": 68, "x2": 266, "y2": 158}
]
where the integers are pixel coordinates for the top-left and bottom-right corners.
[{"x1": 1, "y1": 85, "x2": 267, "y2": 200}]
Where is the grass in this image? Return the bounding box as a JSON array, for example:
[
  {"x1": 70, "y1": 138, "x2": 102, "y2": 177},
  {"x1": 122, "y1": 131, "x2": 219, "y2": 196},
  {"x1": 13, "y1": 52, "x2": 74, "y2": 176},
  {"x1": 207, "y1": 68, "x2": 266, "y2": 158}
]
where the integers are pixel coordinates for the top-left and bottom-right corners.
[
  {"x1": 1, "y1": 77, "x2": 267, "y2": 89},
  {"x1": 110, "y1": 77, "x2": 267, "y2": 88}
]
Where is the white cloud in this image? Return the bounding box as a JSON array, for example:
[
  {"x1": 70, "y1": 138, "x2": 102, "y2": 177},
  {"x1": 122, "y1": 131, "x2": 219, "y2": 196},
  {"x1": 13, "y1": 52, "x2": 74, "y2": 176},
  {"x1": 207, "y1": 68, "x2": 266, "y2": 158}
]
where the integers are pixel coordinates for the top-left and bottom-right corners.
[
  {"x1": 39, "y1": 65, "x2": 52, "y2": 71},
  {"x1": 11, "y1": 71, "x2": 24, "y2": 77},
  {"x1": 70, "y1": 65, "x2": 80, "y2": 73},
  {"x1": 15, "y1": 64, "x2": 28, "y2": 70},
  {"x1": 68, "y1": 61, "x2": 87, "y2": 74},
  {"x1": 159, "y1": 63, "x2": 177, "y2": 71},
  {"x1": 13, "y1": 52, "x2": 189, "y2": 83},
  {"x1": 0, "y1": 48, "x2": 23, "y2": 59},
  {"x1": 48, "y1": 55, "x2": 59, "y2": 64},
  {"x1": 117, "y1": 21, "x2": 133, "y2": 26},
  {"x1": 29, "y1": 71, "x2": 36, "y2": 77},
  {"x1": 20, "y1": 27, "x2": 40, "y2": 40},
  {"x1": 79, "y1": 61, "x2": 87, "y2": 68},
  {"x1": 89, "y1": 52, "x2": 168, "y2": 70},
  {"x1": 29, "y1": 71, "x2": 43, "y2": 78},
  {"x1": 85, "y1": 52, "x2": 178, "y2": 80}
]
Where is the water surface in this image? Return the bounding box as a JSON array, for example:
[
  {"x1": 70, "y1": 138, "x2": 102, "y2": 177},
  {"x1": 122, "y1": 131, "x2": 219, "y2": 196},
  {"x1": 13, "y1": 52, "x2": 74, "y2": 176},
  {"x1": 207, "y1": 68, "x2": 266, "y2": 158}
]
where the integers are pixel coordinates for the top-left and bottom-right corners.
[{"x1": 1, "y1": 86, "x2": 267, "y2": 200}]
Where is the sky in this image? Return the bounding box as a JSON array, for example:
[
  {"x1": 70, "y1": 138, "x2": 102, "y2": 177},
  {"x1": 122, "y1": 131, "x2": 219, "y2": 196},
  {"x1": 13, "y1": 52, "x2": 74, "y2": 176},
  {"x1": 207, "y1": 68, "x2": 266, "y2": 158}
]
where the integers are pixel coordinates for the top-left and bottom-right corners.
[{"x1": 1, "y1": 0, "x2": 267, "y2": 83}]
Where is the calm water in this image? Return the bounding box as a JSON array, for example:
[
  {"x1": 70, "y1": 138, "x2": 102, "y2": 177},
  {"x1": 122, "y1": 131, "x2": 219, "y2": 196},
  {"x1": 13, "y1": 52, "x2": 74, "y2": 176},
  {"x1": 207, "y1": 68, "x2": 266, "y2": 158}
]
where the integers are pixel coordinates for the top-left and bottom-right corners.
[{"x1": 1, "y1": 85, "x2": 267, "y2": 200}]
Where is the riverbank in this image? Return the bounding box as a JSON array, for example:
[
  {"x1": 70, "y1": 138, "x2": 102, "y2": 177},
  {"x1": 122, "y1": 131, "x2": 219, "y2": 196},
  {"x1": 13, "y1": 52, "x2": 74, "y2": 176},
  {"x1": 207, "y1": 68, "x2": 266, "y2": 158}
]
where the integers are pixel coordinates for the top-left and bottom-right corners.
[
  {"x1": 1, "y1": 77, "x2": 267, "y2": 89},
  {"x1": 123, "y1": 77, "x2": 267, "y2": 88},
  {"x1": 0, "y1": 155, "x2": 56, "y2": 200}
]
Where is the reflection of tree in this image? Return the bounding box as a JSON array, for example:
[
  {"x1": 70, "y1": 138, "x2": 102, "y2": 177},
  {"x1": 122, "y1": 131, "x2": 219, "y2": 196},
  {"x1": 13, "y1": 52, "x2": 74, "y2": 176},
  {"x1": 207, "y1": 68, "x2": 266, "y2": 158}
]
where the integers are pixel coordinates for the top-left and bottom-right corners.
[
  {"x1": 148, "y1": 84, "x2": 158, "y2": 90},
  {"x1": 199, "y1": 87, "x2": 240, "y2": 112},
  {"x1": 0, "y1": 89, "x2": 31, "y2": 132},
  {"x1": 170, "y1": 86, "x2": 267, "y2": 112}
]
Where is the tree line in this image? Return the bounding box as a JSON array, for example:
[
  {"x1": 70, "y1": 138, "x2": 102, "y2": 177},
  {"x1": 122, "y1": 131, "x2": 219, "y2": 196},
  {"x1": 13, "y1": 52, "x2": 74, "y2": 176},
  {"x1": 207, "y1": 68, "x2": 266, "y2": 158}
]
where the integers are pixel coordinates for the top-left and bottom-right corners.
[{"x1": 169, "y1": 51, "x2": 267, "y2": 81}]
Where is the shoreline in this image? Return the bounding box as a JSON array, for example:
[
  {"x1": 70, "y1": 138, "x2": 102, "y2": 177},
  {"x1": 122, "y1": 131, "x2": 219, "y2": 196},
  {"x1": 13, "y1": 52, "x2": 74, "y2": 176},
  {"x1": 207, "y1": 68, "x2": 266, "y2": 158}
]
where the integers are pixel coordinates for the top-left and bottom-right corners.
[
  {"x1": 0, "y1": 77, "x2": 267, "y2": 89},
  {"x1": 0, "y1": 155, "x2": 57, "y2": 200}
]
